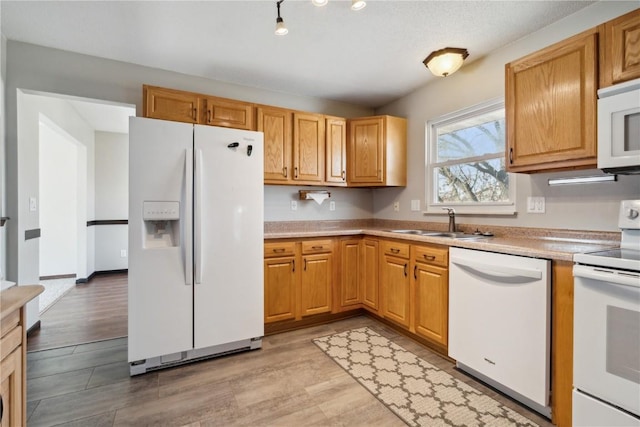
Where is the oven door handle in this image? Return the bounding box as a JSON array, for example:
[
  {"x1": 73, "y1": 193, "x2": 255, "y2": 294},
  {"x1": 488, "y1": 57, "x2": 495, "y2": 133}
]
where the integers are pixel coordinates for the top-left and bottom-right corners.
[{"x1": 574, "y1": 264, "x2": 640, "y2": 289}]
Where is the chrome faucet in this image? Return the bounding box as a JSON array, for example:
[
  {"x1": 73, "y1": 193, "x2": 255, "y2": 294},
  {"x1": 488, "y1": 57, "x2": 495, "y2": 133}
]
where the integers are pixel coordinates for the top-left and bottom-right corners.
[{"x1": 442, "y1": 207, "x2": 456, "y2": 232}]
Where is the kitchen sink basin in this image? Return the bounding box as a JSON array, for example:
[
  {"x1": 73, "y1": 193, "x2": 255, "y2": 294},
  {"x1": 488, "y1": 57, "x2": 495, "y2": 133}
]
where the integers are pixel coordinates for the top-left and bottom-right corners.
[{"x1": 386, "y1": 229, "x2": 491, "y2": 240}]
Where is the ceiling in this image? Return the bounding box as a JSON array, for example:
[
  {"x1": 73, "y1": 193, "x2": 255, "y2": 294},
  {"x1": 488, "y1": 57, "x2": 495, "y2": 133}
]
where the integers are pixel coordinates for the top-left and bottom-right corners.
[{"x1": 2, "y1": 1, "x2": 595, "y2": 110}]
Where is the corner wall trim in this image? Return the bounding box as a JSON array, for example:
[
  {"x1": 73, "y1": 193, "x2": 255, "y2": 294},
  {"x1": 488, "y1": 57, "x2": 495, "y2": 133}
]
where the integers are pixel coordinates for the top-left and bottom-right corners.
[
  {"x1": 87, "y1": 220, "x2": 128, "y2": 226},
  {"x1": 25, "y1": 228, "x2": 41, "y2": 240},
  {"x1": 27, "y1": 320, "x2": 42, "y2": 336}
]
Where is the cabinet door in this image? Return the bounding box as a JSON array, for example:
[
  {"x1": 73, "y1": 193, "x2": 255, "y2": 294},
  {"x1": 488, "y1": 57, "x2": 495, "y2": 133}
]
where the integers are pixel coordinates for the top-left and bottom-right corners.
[
  {"x1": 325, "y1": 117, "x2": 347, "y2": 185},
  {"x1": 0, "y1": 348, "x2": 23, "y2": 427},
  {"x1": 348, "y1": 117, "x2": 384, "y2": 184},
  {"x1": 203, "y1": 96, "x2": 254, "y2": 130},
  {"x1": 340, "y1": 239, "x2": 361, "y2": 308},
  {"x1": 413, "y1": 262, "x2": 448, "y2": 346},
  {"x1": 362, "y1": 239, "x2": 379, "y2": 311},
  {"x1": 381, "y1": 255, "x2": 410, "y2": 328},
  {"x1": 506, "y1": 29, "x2": 597, "y2": 172},
  {"x1": 258, "y1": 106, "x2": 293, "y2": 183},
  {"x1": 293, "y1": 113, "x2": 325, "y2": 183},
  {"x1": 300, "y1": 253, "x2": 332, "y2": 316},
  {"x1": 143, "y1": 86, "x2": 199, "y2": 124},
  {"x1": 601, "y1": 9, "x2": 640, "y2": 87},
  {"x1": 264, "y1": 256, "x2": 297, "y2": 323}
]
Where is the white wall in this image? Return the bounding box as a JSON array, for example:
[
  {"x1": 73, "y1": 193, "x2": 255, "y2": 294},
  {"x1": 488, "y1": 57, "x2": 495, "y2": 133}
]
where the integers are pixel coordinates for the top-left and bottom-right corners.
[
  {"x1": 94, "y1": 131, "x2": 128, "y2": 271},
  {"x1": 39, "y1": 120, "x2": 78, "y2": 276},
  {"x1": 1, "y1": 34, "x2": 7, "y2": 286},
  {"x1": 376, "y1": 1, "x2": 640, "y2": 232},
  {"x1": 12, "y1": 91, "x2": 95, "y2": 328}
]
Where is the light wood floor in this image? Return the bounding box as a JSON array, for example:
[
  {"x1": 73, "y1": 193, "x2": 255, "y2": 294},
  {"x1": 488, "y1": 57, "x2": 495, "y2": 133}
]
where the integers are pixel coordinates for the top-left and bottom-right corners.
[
  {"x1": 27, "y1": 273, "x2": 128, "y2": 352},
  {"x1": 25, "y1": 274, "x2": 553, "y2": 426}
]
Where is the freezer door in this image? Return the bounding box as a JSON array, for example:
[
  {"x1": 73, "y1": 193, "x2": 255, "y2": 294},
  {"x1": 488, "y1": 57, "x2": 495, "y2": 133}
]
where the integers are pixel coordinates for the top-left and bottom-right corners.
[
  {"x1": 128, "y1": 117, "x2": 194, "y2": 362},
  {"x1": 193, "y1": 125, "x2": 264, "y2": 349}
]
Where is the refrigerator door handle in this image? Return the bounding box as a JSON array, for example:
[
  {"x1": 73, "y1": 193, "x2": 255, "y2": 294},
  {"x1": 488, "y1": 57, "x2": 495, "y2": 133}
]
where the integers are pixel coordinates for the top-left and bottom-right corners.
[
  {"x1": 185, "y1": 148, "x2": 193, "y2": 286},
  {"x1": 194, "y1": 148, "x2": 203, "y2": 285}
]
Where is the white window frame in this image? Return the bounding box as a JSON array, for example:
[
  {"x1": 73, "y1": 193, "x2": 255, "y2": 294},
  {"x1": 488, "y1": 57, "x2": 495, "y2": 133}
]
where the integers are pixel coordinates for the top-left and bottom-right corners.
[{"x1": 425, "y1": 98, "x2": 516, "y2": 215}]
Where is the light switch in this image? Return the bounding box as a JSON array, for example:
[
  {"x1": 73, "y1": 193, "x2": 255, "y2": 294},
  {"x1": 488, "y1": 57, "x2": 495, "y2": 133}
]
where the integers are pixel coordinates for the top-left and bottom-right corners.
[
  {"x1": 29, "y1": 197, "x2": 37, "y2": 212},
  {"x1": 411, "y1": 200, "x2": 420, "y2": 211},
  {"x1": 527, "y1": 196, "x2": 546, "y2": 213},
  {"x1": 291, "y1": 200, "x2": 297, "y2": 211},
  {"x1": 329, "y1": 201, "x2": 336, "y2": 211}
]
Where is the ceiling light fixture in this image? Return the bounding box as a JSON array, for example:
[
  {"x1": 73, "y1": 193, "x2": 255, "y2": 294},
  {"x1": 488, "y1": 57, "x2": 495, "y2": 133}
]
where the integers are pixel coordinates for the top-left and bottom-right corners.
[
  {"x1": 351, "y1": 0, "x2": 366, "y2": 11},
  {"x1": 312, "y1": 0, "x2": 328, "y2": 6},
  {"x1": 275, "y1": 0, "x2": 288, "y2": 36},
  {"x1": 423, "y1": 47, "x2": 469, "y2": 77}
]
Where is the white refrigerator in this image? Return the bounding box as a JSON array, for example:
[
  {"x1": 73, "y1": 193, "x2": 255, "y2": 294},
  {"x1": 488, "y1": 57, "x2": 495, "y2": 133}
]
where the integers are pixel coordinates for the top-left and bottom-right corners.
[{"x1": 128, "y1": 116, "x2": 264, "y2": 375}]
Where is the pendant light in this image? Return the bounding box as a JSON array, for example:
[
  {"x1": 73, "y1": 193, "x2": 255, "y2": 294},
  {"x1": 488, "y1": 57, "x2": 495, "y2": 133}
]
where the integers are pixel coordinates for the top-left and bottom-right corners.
[
  {"x1": 423, "y1": 47, "x2": 469, "y2": 77},
  {"x1": 312, "y1": 0, "x2": 328, "y2": 6},
  {"x1": 275, "y1": 0, "x2": 288, "y2": 36}
]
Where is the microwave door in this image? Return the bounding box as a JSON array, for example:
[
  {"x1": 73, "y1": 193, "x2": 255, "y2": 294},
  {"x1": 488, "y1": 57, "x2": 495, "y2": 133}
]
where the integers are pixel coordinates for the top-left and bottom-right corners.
[{"x1": 598, "y1": 88, "x2": 640, "y2": 172}]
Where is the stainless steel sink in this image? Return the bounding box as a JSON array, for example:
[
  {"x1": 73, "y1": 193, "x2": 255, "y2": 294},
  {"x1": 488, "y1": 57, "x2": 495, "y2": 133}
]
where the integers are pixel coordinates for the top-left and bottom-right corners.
[{"x1": 386, "y1": 229, "x2": 490, "y2": 240}]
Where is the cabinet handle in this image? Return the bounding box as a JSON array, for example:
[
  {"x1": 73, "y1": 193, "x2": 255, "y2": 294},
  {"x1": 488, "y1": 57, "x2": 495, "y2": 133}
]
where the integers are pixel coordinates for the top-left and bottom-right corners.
[
  {"x1": 404, "y1": 263, "x2": 408, "y2": 277},
  {"x1": 341, "y1": 170, "x2": 346, "y2": 181},
  {"x1": 273, "y1": 248, "x2": 285, "y2": 253},
  {"x1": 304, "y1": 258, "x2": 307, "y2": 271},
  {"x1": 390, "y1": 248, "x2": 400, "y2": 254},
  {"x1": 292, "y1": 259, "x2": 295, "y2": 272},
  {"x1": 414, "y1": 265, "x2": 417, "y2": 279},
  {"x1": 0, "y1": 394, "x2": 3, "y2": 424},
  {"x1": 207, "y1": 109, "x2": 212, "y2": 123},
  {"x1": 193, "y1": 107, "x2": 198, "y2": 121},
  {"x1": 311, "y1": 245, "x2": 324, "y2": 250},
  {"x1": 509, "y1": 147, "x2": 513, "y2": 164},
  {"x1": 294, "y1": 167, "x2": 298, "y2": 179},
  {"x1": 423, "y1": 254, "x2": 436, "y2": 261},
  {"x1": 283, "y1": 167, "x2": 288, "y2": 178}
]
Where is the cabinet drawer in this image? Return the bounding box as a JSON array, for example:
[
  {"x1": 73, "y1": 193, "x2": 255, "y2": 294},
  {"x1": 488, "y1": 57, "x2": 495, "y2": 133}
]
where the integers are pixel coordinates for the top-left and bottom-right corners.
[
  {"x1": 382, "y1": 241, "x2": 410, "y2": 259},
  {"x1": 301, "y1": 240, "x2": 333, "y2": 254},
  {"x1": 1, "y1": 309, "x2": 19, "y2": 339},
  {"x1": 0, "y1": 325, "x2": 22, "y2": 362},
  {"x1": 414, "y1": 245, "x2": 448, "y2": 267},
  {"x1": 264, "y1": 242, "x2": 296, "y2": 258}
]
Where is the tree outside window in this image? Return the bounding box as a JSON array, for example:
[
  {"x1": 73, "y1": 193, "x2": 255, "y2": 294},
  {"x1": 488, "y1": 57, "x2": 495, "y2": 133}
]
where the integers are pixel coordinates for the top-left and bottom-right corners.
[{"x1": 426, "y1": 99, "x2": 515, "y2": 214}]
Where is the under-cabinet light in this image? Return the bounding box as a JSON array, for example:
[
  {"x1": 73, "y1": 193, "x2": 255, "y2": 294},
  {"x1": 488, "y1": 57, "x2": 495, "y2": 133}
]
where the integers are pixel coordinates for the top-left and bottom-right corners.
[{"x1": 547, "y1": 175, "x2": 617, "y2": 185}]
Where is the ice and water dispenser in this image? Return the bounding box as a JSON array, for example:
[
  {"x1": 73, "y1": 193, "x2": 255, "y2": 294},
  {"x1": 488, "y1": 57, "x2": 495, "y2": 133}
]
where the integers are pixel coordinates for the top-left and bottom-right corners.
[{"x1": 142, "y1": 201, "x2": 180, "y2": 248}]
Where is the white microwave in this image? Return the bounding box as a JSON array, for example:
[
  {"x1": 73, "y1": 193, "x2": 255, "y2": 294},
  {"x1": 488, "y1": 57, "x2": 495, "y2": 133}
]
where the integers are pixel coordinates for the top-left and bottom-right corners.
[{"x1": 598, "y1": 78, "x2": 640, "y2": 174}]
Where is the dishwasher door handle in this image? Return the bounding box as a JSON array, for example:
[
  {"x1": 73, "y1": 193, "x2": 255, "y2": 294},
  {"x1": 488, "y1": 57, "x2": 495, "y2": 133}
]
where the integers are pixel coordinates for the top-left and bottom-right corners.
[{"x1": 451, "y1": 256, "x2": 543, "y2": 281}]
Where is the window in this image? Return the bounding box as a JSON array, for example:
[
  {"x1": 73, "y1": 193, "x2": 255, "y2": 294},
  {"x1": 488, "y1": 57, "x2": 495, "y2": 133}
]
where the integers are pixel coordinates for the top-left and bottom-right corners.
[{"x1": 426, "y1": 98, "x2": 515, "y2": 214}]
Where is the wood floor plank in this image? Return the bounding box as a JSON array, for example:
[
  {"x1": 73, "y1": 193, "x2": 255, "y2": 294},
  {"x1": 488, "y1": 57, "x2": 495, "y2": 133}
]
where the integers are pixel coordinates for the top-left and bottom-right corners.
[
  {"x1": 27, "y1": 368, "x2": 93, "y2": 402},
  {"x1": 28, "y1": 273, "x2": 128, "y2": 352}
]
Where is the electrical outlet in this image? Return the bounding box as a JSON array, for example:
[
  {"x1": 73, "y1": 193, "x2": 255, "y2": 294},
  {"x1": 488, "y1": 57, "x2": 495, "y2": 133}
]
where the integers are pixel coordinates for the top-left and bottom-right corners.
[
  {"x1": 291, "y1": 200, "x2": 297, "y2": 211},
  {"x1": 120, "y1": 249, "x2": 127, "y2": 258},
  {"x1": 393, "y1": 201, "x2": 400, "y2": 212},
  {"x1": 527, "y1": 196, "x2": 546, "y2": 213},
  {"x1": 411, "y1": 200, "x2": 420, "y2": 211},
  {"x1": 329, "y1": 201, "x2": 335, "y2": 211}
]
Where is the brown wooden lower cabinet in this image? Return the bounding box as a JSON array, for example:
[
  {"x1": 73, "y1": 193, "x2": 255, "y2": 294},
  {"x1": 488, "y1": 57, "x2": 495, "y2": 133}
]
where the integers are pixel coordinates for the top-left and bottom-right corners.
[
  {"x1": 361, "y1": 238, "x2": 379, "y2": 311},
  {"x1": 264, "y1": 239, "x2": 333, "y2": 323},
  {"x1": 340, "y1": 239, "x2": 361, "y2": 308},
  {"x1": 0, "y1": 285, "x2": 44, "y2": 427}
]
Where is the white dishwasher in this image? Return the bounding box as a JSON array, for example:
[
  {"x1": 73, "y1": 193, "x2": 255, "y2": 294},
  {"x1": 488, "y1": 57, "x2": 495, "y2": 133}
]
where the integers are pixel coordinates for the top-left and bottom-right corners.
[{"x1": 449, "y1": 247, "x2": 551, "y2": 418}]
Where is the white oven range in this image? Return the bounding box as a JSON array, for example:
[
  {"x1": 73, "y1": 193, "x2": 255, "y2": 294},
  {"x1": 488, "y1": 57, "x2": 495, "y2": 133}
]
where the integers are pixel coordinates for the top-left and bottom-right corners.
[{"x1": 573, "y1": 199, "x2": 640, "y2": 426}]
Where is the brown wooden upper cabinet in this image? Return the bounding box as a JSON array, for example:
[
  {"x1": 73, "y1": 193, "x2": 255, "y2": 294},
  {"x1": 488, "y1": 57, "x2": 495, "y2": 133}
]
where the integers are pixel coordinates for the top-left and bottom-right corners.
[
  {"x1": 143, "y1": 85, "x2": 254, "y2": 130},
  {"x1": 325, "y1": 116, "x2": 347, "y2": 185},
  {"x1": 347, "y1": 115, "x2": 407, "y2": 186},
  {"x1": 505, "y1": 28, "x2": 598, "y2": 173},
  {"x1": 201, "y1": 96, "x2": 254, "y2": 130},
  {"x1": 600, "y1": 8, "x2": 640, "y2": 88},
  {"x1": 293, "y1": 112, "x2": 325, "y2": 184},
  {"x1": 258, "y1": 106, "x2": 293, "y2": 184},
  {"x1": 144, "y1": 85, "x2": 199, "y2": 124}
]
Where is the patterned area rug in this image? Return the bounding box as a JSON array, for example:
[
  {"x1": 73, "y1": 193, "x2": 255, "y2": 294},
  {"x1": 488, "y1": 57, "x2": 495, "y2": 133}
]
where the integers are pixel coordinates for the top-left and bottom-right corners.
[{"x1": 313, "y1": 327, "x2": 539, "y2": 427}]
